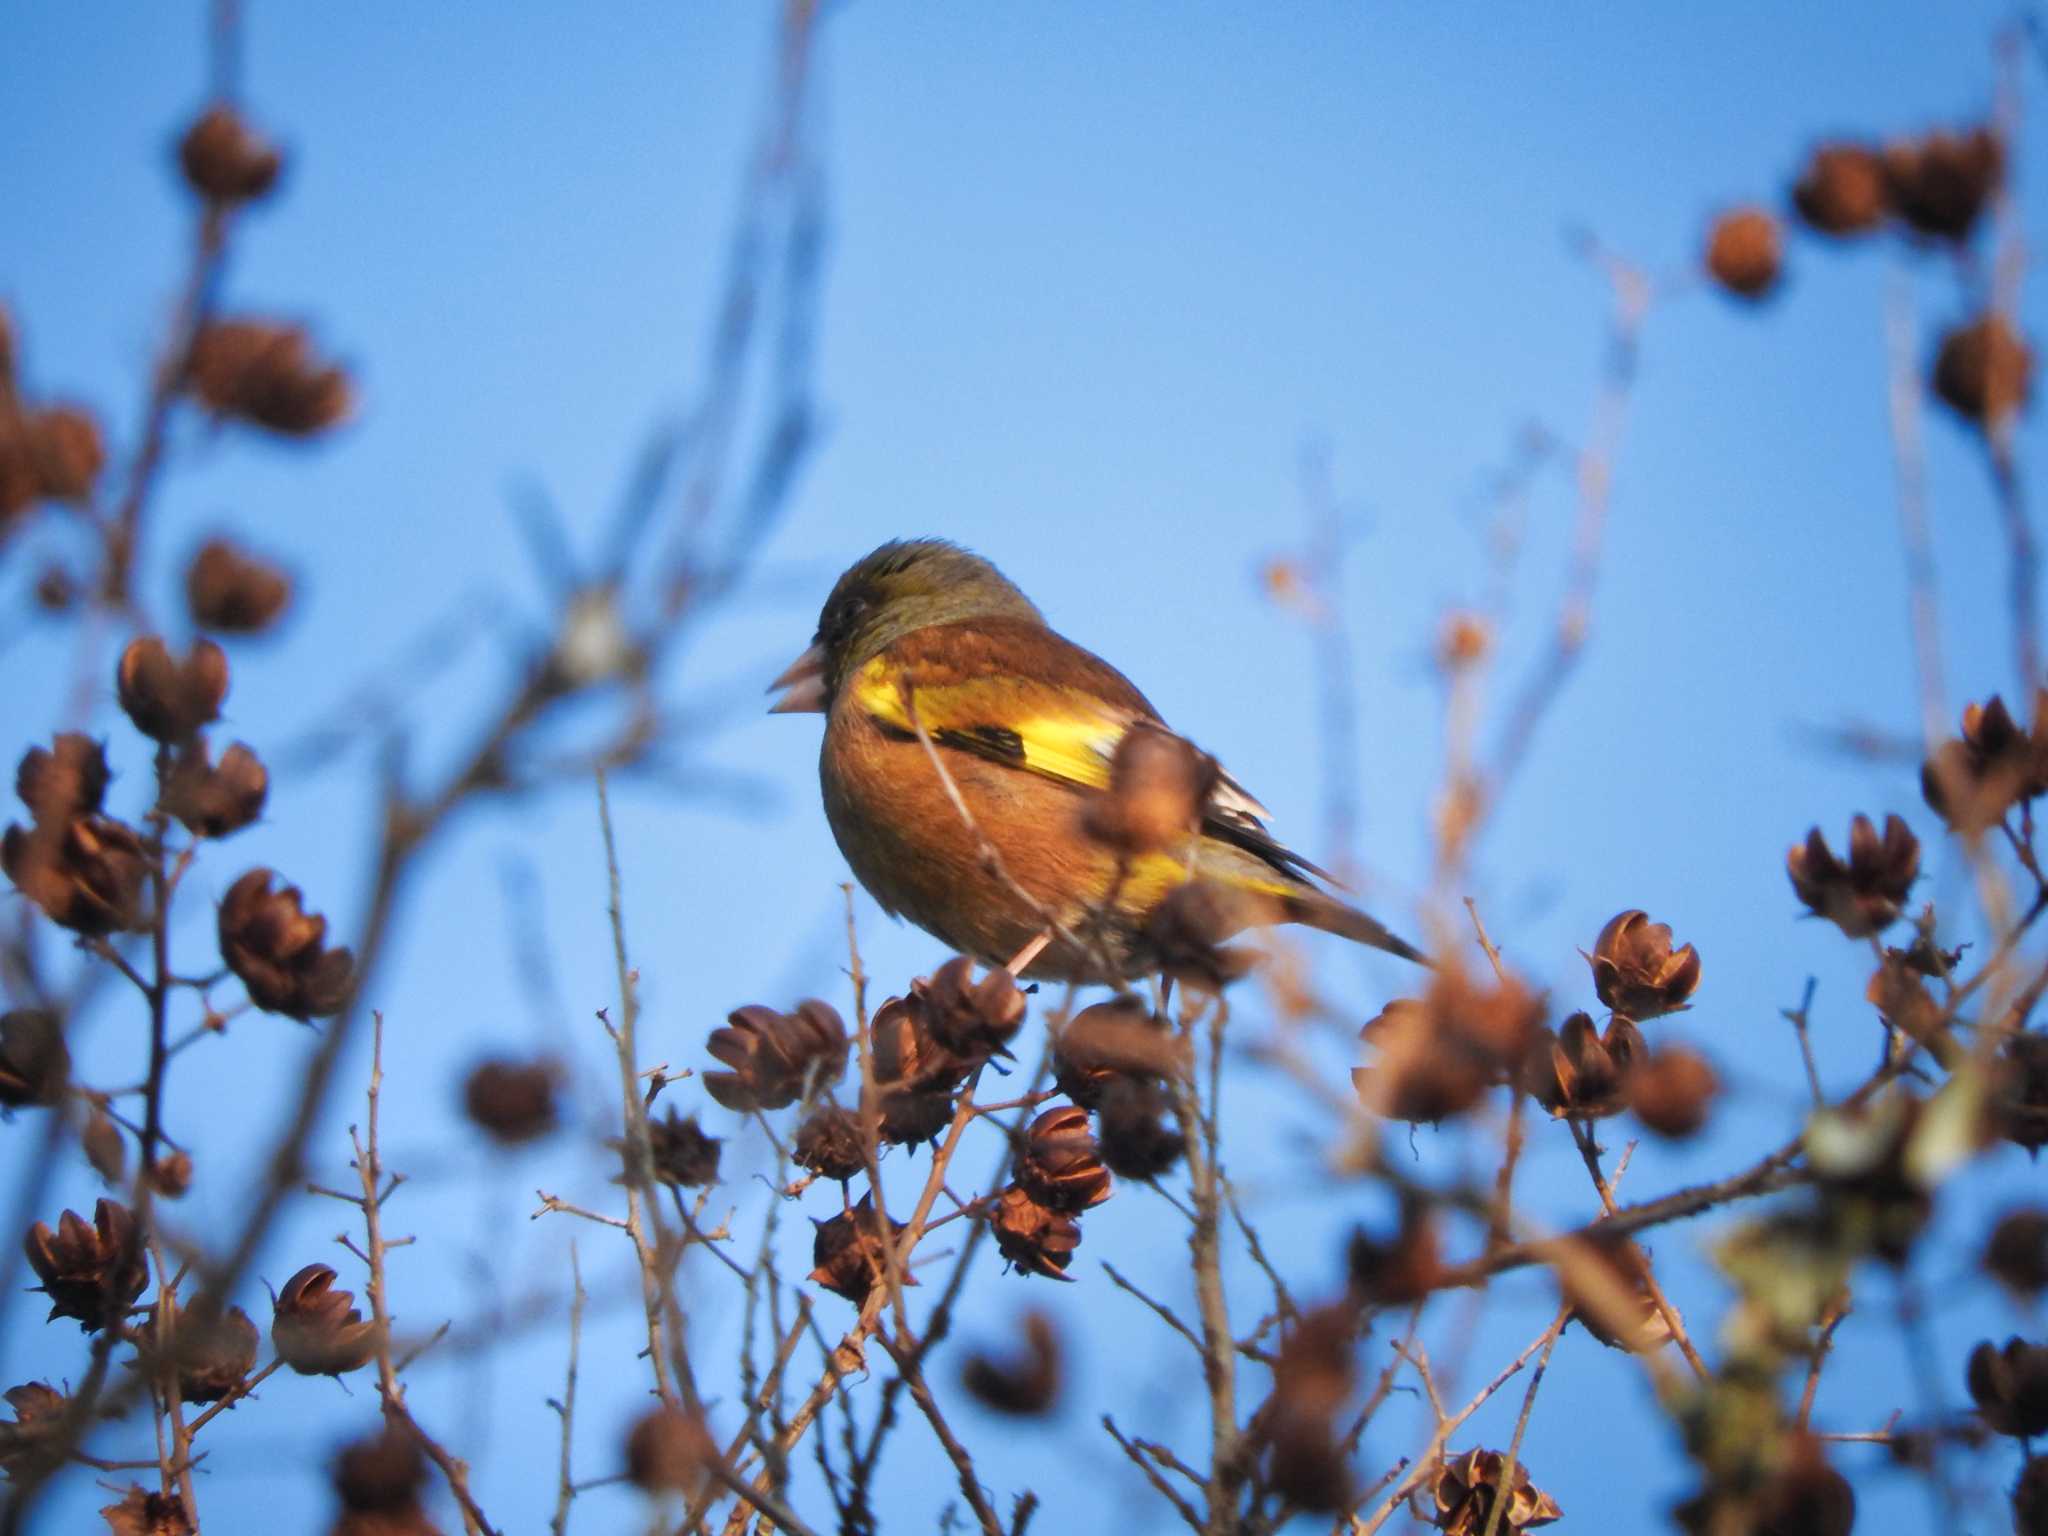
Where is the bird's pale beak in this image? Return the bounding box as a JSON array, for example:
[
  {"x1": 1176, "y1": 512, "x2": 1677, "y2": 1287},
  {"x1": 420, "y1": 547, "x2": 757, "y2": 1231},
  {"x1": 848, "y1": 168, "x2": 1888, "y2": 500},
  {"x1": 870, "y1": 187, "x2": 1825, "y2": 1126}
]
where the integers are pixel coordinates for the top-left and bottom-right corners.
[{"x1": 767, "y1": 642, "x2": 828, "y2": 714}]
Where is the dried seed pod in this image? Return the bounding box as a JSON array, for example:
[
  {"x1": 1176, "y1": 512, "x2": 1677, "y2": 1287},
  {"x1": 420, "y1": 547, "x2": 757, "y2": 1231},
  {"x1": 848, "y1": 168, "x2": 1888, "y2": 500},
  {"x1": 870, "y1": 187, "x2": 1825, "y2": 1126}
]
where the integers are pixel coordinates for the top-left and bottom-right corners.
[
  {"x1": 1558, "y1": 1234, "x2": 1674, "y2": 1354},
  {"x1": 1522, "y1": 1012, "x2": 1643, "y2": 1120},
  {"x1": 1792, "y1": 142, "x2": 1888, "y2": 236},
  {"x1": 624, "y1": 1405, "x2": 710, "y2": 1493},
  {"x1": 1094, "y1": 1076, "x2": 1186, "y2": 1179},
  {"x1": 1883, "y1": 126, "x2": 2002, "y2": 241},
  {"x1": 877, "y1": 1086, "x2": 955, "y2": 1150},
  {"x1": 1786, "y1": 815, "x2": 1920, "y2": 937},
  {"x1": 24, "y1": 405, "x2": 104, "y2": 502},
  {"x1": 792, "y1": 1104, "x2": 865, "y2": 1183},
  {"x1": 871, "y1": 992, "x2": 972, "y2": 1093},
  {"x1": 0, "y1": 1381, "x2": 67, "y2": 1480},
  {"x1": 1627, "y1": 1046, "x2": 1720, "y2": 1140},
  {"x1": 14, "y1": 733, "x2": 109, "y2": 824},
  {"x1": 0, "y1": 1008, "x2": 69, "y2": 1108},
  {"x1": 186, "y1": 537, "x2": 291, "y2": 633},
  {"x1": 270, "y1": 1262, "x2": 381, "y2": 1375},
  {"x1": 810, "y1": 1196, "x2": 909, "y2": 1304},
  {"x1": 136, "y1": 1300, "x2": 257, "y2": 1404},
  {"x1": 1266, "y1": 1305, "x2": 1356, "y2": 1511},
  {"x1": 1751, "y1": 1435, "x2": 1857, "y2": 1536},
  {"x1": 1355, "y1": 970, "x2": 1542, "y2": 1124},
  {"x1": 116, "y1": 636, "x2": 228, "y2": 743},
  {"x1": 1430, "y1": 1448, "x2": 1563, "y2": 1533},
  {"x1": 1968, "y1": 1337, "x2": 2048, "y2": 1439},
  {"x1": 1985, "y1": 1208, "x2": 2048, "y2": 1299},
  {"x1": 186, "y1": 318, "x2": 352, "y2": 436},
  {"x1": 2, "y1": 812, "x2": 150, "y2": 935},
  {"x1": 1995, "y1": 1033, "x2": 2048, "y2": 1155},
  {"x1": 461, "y1": 1055, "x2": 560, "y2": 1145},
  {"x1": 218, "y1": 868, "x2": 354, "y2": 1020},
  {"x1": 1140, "y1": 879, "x2": 1259, "y2": 990},
  {"x1": 915, "y1": 956, "x2": 1026, "y2": 1060},
  {"x1": 704, "y1": 998, "x2": 847, "y2": 1111},
  {"x1": 1923, "y1": 691, "x2": 2048, "y2": 831},
  {"x1": 333, "y1": 1419, "x2": 428, "y2": 1512},
  {"x1": 646, "y1": 1108, "x2": 722, "y2": 1187},
  {"x1": 82, "y1": 1107, "x2": 126, "y2": 1185},
  {"x1": 177, "y1": 103, "x2": 281, "y2": 205},
  {"x1": 988, "y1": 1185, "x2": 1081, "y2": 1280},
  {"x1": 98, "y1": 1486, "x2": 195, "y2": 1536},
  {"x1": 161, "y1": 737, "x2": 268, "y2": 838},
  {"x1": 1704, "y1": 206, "x2": 1782, "y2": 301},
  {"x1": 147, "y1": 1149, "x2": 194, "y2": 1201},
  {"x1": 1080, "y1": 722, "x2": 1218, "y2": 855},
  {"x1": 1346, "y1": 1193, "x2": 1441, "y2": 1307},
  {"x1": 1934, "y1": 313, "x2": 2033, "y2": 428},
  {"x1": 1051, "y1": 994, "x2": 1183, "y2": 1108},
  {"x1": 1588, "y1": 910, "x2": 1700, "y2": 1018},
  {"x1": 24, "y1": 1198, "x2": 147, "y2": 1332},
  {"x1": 961, "y1": 1310, "x2": 1063, "y2": 1416},
  {"x1": 2018, "y1": 1454, "x2": 2048, "y2": 1536},
  {"x1": 1014, "y1": 1105, "x2": 1112, "y2": 1213}
]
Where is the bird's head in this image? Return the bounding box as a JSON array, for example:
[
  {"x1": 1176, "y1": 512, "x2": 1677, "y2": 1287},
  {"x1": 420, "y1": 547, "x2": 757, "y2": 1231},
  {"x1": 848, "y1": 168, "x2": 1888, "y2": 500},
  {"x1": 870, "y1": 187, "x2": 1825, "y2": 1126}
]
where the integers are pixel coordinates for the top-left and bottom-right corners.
[{"x1": 769, "y1": 539, "x2": 1042, "y2": 713}]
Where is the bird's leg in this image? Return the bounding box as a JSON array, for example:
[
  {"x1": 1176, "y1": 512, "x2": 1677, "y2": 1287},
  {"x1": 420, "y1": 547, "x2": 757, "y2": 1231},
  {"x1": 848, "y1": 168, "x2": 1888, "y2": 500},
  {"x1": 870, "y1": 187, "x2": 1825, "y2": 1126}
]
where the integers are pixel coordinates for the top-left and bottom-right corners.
[{"x1": 1003, "y1": 930, "x2": 1052, "y2": 977}]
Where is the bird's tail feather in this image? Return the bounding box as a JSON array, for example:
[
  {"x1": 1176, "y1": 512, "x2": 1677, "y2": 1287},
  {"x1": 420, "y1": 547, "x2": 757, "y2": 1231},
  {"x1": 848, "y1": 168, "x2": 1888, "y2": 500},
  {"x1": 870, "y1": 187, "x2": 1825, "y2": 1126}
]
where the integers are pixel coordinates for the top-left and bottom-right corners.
[{"x1": 1292, "y1": 892, "x2": 1429, "y2": 966}]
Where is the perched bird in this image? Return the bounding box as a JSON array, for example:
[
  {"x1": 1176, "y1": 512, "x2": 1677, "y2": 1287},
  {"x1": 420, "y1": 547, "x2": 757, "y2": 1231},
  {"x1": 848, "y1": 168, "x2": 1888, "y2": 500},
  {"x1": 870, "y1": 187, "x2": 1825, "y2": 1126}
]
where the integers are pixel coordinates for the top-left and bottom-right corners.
[{"x1": 770, "y1": 539, "x2": 1422, "y2": 982}]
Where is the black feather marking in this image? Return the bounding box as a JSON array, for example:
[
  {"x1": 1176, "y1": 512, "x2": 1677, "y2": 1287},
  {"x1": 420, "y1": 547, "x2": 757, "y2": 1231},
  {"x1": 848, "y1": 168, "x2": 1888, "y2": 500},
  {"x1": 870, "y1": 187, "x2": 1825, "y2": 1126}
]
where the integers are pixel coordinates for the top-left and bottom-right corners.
[{"x1": 934, "y1": 724, "x2": 1028, "y2": 764}]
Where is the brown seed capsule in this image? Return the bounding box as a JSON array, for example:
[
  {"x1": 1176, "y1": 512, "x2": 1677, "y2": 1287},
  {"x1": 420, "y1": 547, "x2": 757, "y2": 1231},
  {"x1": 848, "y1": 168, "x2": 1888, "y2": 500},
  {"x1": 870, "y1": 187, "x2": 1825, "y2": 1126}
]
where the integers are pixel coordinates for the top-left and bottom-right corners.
[
  {"x1": 961, "y1": 1310, "x2": 1063, "y2": 1416},
  {"x1": 1558, "y1": 1233, "x2": 1674, "y2": 1354},
  {"x1": 270, "y1": 1262, "x2": 381, "y2": 1375},
  {"x1": 186, "y1": 319, "x2": 352, "y2": 437},
  {"x1": 1080, "y1": 722, "x2": 1218, "y2": 856},
  {"x1": 0, "y1": 1381, "x2": 67, "y2": 1480},
  {"x1": 1985, "y1": 1208, "x2": 2048, "y2": 1298},
  {"x1": 704, "y1": 998, "x2": 847, "y2": 1112},
  {"x1": 792, "y1": 1104, "x2": 865, "y2": 1183},
  {"x1": 1356, "y1": 971, "x2": 1543, "y2": 1124},
  {"x1": 1140, "y1": 879, "x2": 1260, "y2": 990},
  {"x1": 1883, "y1": 126, "x2": 2002, "y2": 242},
  {"x1": 1786, "y1": 814, "x2": 1920, "y2": 937},
  {"x1": 333, "y1": 1419, "x2": 427, "y2": 1511},
  {"x1": 1968, "y1": 1337, "x2": 2048, "y2": 1439},
  {"x1": 1705, "y1": 206, "x2": 1782, "y2": 301},
  {"x1": 988, "y1": 1185, "x2": 1081, "y2": 1280},
  {"x1": 1265, "y1": 1305, "x2": 1355, "y2": 1510},
  {"x1": 1994, "y1": 1032, "x2": 2048, "y2": 1155},
  {"x1": 98, "y1": 1486, "x2": 195, "y2": 1536},
  {"x1": 1522, "y1": 1012, "x2": 1643, "y2": 1120},
  {"x1": 624, "y1": 1405, "x2": 710, "y2": 1493},
  {"x1": 161, "y1": 737, "x2": 268, "y2": 838},
  {"x1": 116, "y1": 636, "x2": 229, "y2": 743},
  {"x1": 24, "y1": 405, "x2": 104, "y2": 502},
  {"x1": 460, "y1": 1055, "x2": 560, "y2": 1145},
  {"x1": 177, "y1": 103, "x2": 282, "y2": 205},
  {"x1": 186, "y1": 537, "x2": 292, "y2": 633},
  {"x1": 1014, "y1": 1105, "x2": 1112, "y2": 1213},
  {"x1": 915, "y1": 955, "x2": 1026, "y2": 1060},
  {"x1": 137, "y1": 1300, "x2": 257, "y2": 1404},
  {"x1": 646, "y1": 1108, "x2": 723, "y2": 1187},
  {"x1": 82, "y1": 1107, "x2": 126, "y2": 1185},
  {"x1": 147, "y1": 1149, "x2": 194, "y2": 1200},
  {"x1": 877, "y1": 1086, "x2": 955, "y2": 1149},
  {"x1": 1934, "y1": 313, "x2": 2033, "y2": 429},
  {"x1": 810, "y1": 1196, "x2": 908, "y2": 1304},
  {"x1": 1752, "y1": 1435, "x2": 1857, "y2": 1536},
  {"x1": 1346, "y1": 1193, "x2": 1441, "y2": 1307},
  {"x1": 0, "y1": 1009, "x2": 69, "y2": 1108},
  {"x1": 1094, "y1": 1075, "x2": 1186, "y2": 1179},
  {"x1": 1923, "y1": 691, "x2": 2048, "y2": 831},
  {"x1": 1051, "y1": 994, "x2": 1185, "y2": 1108},
  {"x1": 2, "y1": 810, "x2": 150, "y2": 935},
  {"x1": 24, "y1": 1198, "x2": 147, "y2": 1331},
  {"x1": 1792, "y1": 142, "x2": 1888, "y2": 236},
  {"x1": 1588, "y1": 910, "x2": 1701, "y2": 1019},
  {"x1": 1430, "y1": 1447, "x2": 1563, "y2": 1534},
  {"x1": 14, "y1": 733, "x2": 109, "y2": 824},
  {"x1": 1627, "y1": 1046, "x2": 1720, "y2": 1139},
  {"x1": 218, "y1": 867, "x2": 354, "y2": 1020},
  {"x1": 871, "y1": 992, "x2": 972, "y2": 1093}
]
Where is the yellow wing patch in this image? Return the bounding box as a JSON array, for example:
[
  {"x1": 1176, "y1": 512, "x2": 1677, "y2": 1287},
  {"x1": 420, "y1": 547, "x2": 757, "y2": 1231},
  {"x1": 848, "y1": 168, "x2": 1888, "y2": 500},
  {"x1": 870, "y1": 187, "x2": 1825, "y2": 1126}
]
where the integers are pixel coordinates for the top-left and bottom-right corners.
[{"x1": 850, "y1": 656, "x2": 1123, "y2": 792}]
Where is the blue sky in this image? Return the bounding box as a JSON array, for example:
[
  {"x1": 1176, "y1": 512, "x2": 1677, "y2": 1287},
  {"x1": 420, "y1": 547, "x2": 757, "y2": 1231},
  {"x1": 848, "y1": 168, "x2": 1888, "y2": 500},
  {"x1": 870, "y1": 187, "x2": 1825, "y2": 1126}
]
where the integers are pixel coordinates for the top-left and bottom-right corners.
[{"x1": 3, "y1": 3, "x2": 2039, "y2": 1531}]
